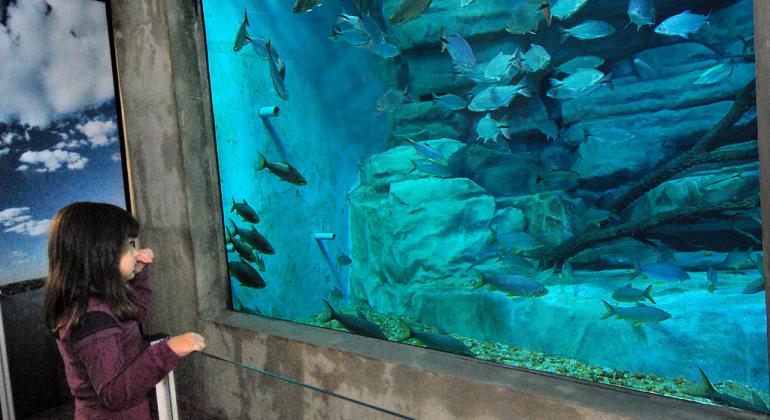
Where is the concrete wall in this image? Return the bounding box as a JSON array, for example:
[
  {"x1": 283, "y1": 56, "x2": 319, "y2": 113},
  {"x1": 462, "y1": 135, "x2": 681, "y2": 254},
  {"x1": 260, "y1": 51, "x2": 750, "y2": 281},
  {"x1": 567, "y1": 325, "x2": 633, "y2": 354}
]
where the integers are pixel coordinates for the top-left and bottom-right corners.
[{"x1": 109, "y1": 0, "x2": 770, "y2": 418}]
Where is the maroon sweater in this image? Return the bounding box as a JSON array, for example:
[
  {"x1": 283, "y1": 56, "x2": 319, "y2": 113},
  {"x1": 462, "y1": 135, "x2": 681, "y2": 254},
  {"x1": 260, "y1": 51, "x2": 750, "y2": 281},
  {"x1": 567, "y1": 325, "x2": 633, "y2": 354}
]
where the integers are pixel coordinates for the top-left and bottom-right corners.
[{"x1": 56, "y1": 269, "x2": 181, "y2": 420}]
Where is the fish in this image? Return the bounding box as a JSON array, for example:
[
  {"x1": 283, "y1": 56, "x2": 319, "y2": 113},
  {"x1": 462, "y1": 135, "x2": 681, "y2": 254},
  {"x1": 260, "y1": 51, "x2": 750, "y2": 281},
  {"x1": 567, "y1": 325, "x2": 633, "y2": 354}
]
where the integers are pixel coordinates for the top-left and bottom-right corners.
[
  {"x1": 706, "y1": 266, "x2": 717, "y2": 293},
  {"x1": 584, "y1": 127, "x2": 635, "y2": 144},
  {"x1": 483, "y1": 51, "x2": 519, "y2": 82},
  {"x1": 404, "y1": 322, "x2": 473, "y2": 356},
  {"x1": 387, "y1": 0, "x2": 433, "y2": 25},
  {"x1": 475, "y1": 113, "x2": 511, "y2": 144},
  {"x1": 491, "y1": 229, "x2": 541, "y2": 252},
  {"x1": 472, "y1": 269, "x2": 549, "y2": 297},
  {"x1": 635, "y1": 262, "x2": 690, "y2": 281},
  {"x1": 293, "y1": 0, "x2": 322, "y2": 13},
  {"x1": 627, "y1": 0, "x2": 655, "y2": 30},
  {"x1": 330, "y1": 26, "x2": 370, "y2": 46},
  {"x1": 721, "y1": 248, "x2": 752, "y2": 270},
  {"x1": 685, "y1": 366, "x2": 770, "y2": 414},
  {"x1": 495, "y1": 253, "x2": 536, "y2": 274},
  {"x1": 232, "y1": 223, "x2": 275, "y2": 255},
  {"x1": 468, "y1": 81, "x2": 531, "y2": 112},
  {"x1": 376, "y1": 88, "x2": 409, "y2": 112},
  {"x1": 228, "y1": 261, "x2": 266, "y2": 289},
  {"x1": 409, "y1": 160, "x2": 453, "y2": 178},
  {"x1": 601, "y1": 300, "x2": 671, "y2": 325},
  {"x1": 550, "y1": 0, "x2": 589, "y2": 21},
  {"x1": 742, "y1": 278, "x2": 765, "y2": 294},
  {"x1": 548, "y1": 68, "x2": 605, "y2": 94},
  {"x1": 232, "y1": 9, "x2": 250, "y2": 52},
  {"x1": 255, "y1": 253, "x2": 266, "y2": 272},
  {"x1": 231, "y1": 197, "x2": 260, "y2": 223},
  {"x1": 369, "y1": 41, "x2": 400, "y2": 59},
  {"x1": 536, "y1": 169, "x2": 579, "y2": 186},
  {"x1": 654, "y1": 11, "x2": 709, "y2": 39},
  {"x1": 405, "y1": 138, "x2": 449, "y2": 166},
  {"x1": 256, "y1": 152, "x2": 307, "y2": 186},
  {"x1": 337, "y1": 253, "x2": 352, "y2": 266},
  {"x1": 556, "y1": 55, "x2": 604, "y2": 74},
  {"x1": 694, "y1": 62, "x2": 735, "y2": 85},
  {"x1": 546, "y1": 84, "x2": 601, "y2": 99},
  {"x1": 559, "y1": 20, "x2": 615, "y2": 42},
  {"x1": 265, "y1": 41, "x2": 288, "y2": 100},
  {"x1": 441, "y1": 34, "x2": 475, "y2": 75},
  {"x1": 521, "y1": 44, "x2": 551, "y2": 73},
  {"x1": 432, "y1": 93, "x2": 467, "y2": 111},
  {"x1": 321, "y1": 299, "x2": 387, "y2": 339},
  {"x1": 231, "y1": 236, "x2": 257, "y2": 262},
  {"x1": 612, "y1": 284, "x2": 655, "y2": 304}
]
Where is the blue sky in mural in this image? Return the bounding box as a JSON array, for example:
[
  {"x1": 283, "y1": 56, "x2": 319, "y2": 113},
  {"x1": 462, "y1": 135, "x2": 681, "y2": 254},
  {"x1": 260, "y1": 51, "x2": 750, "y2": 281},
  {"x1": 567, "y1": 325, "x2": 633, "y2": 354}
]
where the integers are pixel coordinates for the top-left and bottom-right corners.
[{"x1": 0, "y1": 0, "x2": 127, "y2": 285}]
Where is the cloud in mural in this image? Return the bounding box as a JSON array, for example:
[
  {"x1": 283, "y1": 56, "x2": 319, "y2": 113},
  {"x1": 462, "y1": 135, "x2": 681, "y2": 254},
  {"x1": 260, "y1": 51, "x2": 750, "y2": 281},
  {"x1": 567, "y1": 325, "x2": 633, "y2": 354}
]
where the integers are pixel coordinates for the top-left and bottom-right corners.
[
  {"x1": 0, "y1": 0, "x2": 115, "y2": 128},
  {"x1": 0, "y1": 207, "x2": 50, "y2": 236},
  {"x1": 17, "y1": 148, "x2": 88, "y2": 172},
  {"x1": 77, "y1": 119, "x2": 117, "y2": 147}
]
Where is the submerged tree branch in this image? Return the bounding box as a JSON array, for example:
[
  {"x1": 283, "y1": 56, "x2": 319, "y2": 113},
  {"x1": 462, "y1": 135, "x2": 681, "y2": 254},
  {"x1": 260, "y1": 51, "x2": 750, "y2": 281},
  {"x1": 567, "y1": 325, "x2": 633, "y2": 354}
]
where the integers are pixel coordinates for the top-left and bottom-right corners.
[{"x1": 606, "y1": 79, "x2": 756, "y2": 214}]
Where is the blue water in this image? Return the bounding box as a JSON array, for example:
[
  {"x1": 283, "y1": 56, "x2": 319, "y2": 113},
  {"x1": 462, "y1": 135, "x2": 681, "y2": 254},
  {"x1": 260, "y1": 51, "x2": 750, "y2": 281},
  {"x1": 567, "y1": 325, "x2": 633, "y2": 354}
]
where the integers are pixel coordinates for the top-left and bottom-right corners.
[{"x1": 202, "y1": 0, "x2": 767, "y2": 411}]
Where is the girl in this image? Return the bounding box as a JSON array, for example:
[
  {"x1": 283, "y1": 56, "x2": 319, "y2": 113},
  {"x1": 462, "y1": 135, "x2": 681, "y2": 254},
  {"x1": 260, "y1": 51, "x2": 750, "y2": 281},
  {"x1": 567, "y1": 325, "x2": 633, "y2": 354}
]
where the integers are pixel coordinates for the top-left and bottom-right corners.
[{"x1": 44, "y1": 202, "x2": 206, "y2": 419}]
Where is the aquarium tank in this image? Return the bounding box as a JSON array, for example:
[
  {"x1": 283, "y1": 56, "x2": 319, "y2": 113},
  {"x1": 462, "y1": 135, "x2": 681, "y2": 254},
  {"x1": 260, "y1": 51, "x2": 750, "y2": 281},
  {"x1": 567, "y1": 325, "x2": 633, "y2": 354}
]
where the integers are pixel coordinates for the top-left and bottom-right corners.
[{"x1": 200, "y1": 0, "x2": 768, "y2": 413}]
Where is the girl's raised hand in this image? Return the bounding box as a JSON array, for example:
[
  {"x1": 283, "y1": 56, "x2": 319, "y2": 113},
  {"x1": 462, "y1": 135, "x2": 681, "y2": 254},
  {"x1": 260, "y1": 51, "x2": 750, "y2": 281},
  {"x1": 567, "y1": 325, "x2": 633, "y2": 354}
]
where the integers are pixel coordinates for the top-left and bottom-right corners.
[{"x1": 134, "y1": 248, "x2": 155, "y2": 273}]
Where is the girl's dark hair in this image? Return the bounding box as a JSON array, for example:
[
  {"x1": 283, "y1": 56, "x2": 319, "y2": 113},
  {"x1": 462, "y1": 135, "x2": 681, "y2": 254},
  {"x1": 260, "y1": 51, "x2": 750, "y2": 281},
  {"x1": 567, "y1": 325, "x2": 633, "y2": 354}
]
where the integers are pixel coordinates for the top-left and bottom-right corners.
[{"x1": 44, "y1": 202, "x2": 140, "y2": 333}]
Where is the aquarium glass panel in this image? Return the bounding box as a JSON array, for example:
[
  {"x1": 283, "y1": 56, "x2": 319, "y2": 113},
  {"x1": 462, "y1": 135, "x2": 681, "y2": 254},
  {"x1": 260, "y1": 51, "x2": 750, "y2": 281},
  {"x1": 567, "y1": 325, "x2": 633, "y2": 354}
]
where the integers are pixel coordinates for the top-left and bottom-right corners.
[
  {"x1": 201, "y1": 0, "x2": 768, "y2": 412},
  {"x1": 0, "y1": 0, "x2": 130, "y2": 286}
]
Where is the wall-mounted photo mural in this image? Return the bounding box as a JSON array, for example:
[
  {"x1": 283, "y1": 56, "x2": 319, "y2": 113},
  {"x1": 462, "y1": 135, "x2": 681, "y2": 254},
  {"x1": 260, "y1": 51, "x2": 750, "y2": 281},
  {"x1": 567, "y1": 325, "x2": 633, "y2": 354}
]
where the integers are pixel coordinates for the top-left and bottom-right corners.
[
  {"x1": 0, "y1": 0, "x2": 128, "y2": 286},
  {"x1": 200, "y1": 0, "x2": 768, "y2": 413}
]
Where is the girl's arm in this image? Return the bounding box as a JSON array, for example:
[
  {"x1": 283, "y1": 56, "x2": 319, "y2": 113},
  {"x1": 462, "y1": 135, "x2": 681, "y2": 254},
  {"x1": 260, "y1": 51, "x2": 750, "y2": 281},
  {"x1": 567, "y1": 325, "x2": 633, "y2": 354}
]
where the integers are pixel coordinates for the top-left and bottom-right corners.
[
  {"x1": 73, "y1": 327, "x2": 181, "y2": 411},
  {"x1": 130, "y1": 248, "x2": 154, "y2": 322}
]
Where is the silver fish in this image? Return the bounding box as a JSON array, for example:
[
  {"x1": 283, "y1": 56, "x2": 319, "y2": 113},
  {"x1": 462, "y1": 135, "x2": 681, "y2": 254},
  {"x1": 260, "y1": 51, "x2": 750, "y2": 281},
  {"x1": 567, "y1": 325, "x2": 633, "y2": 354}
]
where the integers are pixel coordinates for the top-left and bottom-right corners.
[
  {"x1": 232, "y1": 223, "x2": 275, "y2": 255},
  {"x1": 551, "y1": 0, "x2": 589, "y2": 21},
  {"x1": 231, "y1": 197, "x2": 259, "y2": 223},
  {"x1": 521, "y1": 44, "x2": 551, "y2": 72},
  {"x1": 483, "y1": 51, "x2": 518, "y2": 82},
  {"x1": 601, "y1": 301, "x2": 671, "y2": 325},
  {"x1": 612, "y1": 284, "x2": 655, "y2": 304},
  {"x1": 265, "y1": 40, "x2": 288, "y2": 100},
  {"x1": 468, "y1": 80, "x2": 531, "y2": 112},
  {"x1": 432, "y1": 93, "x2": 467, "y2": 111},
  {"x1": 406, "y1": 323, "x2": 473, "y2": 356},
  {"x1": 560, "y1": 20, "x2": 615, "y2": 42},
  {"x1": 636, "y1": 262, "x2": 690, "y2": 281},
  {"x1": 556, "y1": 55, "x2": 604, "y2": 74},
  {"x1": 475, "y1": 113, "x2": 511, "y2": 144},
  {"x1": 232, "y1": 9, "x2": 250, "y2": 52},
  {"x1": 387, "y1": 0, "x2": 433, "y2": 25},
  {"x1": 293, "y1": 0, "x2": 322, "y2": 13},
  {"x1": 654, "y1": 10, "x2": 709, "y2": 39},
  {"x1": 473, "y1": 270, "x2": 548, "y2": 297},
  {"x1": 442, "y1": 34, "x2": 475, "y2": 74},
  {"x1": 229, "y1": 261, "x2": 266, "y2": 289},
  {"x1": 549, "y1": 68, "x2": 605, "y2": 93},
  {"x1": 505, "y1": 1, "x2": 543, "y2": 35},
  {"x1": 405, "y1": 138, "x2": 449, "y2": 166},
  {"x1": 694, "y1": 62, "x2": 735, "y2": 85},
  {"x1": 256, "y1": 152, "x2": 306, "y2": 186},
  {"x1": 231, "y1": 236, "x2": 257, "y2": 262},
  {"x1": 627, "y1": 0, "x2": 655, "y2": 30}
]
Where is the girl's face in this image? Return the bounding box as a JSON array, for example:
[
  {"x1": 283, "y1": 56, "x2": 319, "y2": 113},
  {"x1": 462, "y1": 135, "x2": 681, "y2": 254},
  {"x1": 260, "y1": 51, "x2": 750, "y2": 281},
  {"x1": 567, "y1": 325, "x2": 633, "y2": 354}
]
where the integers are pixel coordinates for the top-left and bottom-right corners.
[{"x1": 119, "y1": 238, "x2": 139, "y2": 280}]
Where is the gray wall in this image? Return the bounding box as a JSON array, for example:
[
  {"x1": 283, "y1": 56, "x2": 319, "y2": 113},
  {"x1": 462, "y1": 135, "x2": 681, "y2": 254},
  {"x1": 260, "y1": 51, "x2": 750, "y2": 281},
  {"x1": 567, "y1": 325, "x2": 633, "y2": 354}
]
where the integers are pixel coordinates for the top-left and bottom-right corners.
[{"x1": 109, "y1": 0, "x2": 770, "y2": 418}]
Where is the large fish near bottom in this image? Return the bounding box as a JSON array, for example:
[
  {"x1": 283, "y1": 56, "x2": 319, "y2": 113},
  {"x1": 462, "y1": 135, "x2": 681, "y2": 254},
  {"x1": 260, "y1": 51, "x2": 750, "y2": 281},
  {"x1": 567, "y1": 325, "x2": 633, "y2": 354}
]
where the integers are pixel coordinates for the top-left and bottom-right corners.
[
  {"x1": 686, "y1": 366, "x2": 770, "y2": 414},
  {"x1": 387, "y1": 0, "x2": 433, "y2": 25},
  {"x1": 321, "y1": 299, "x2": 387, "y2": 339},
  {"x1": 256, "y1": 152, "x2": 307, "y2": 186},
  {"x1": 265, "y1": 40, "x2": 288, "y2": 100},
  {"x1": 472, "y1": 269, "x2": 548, "y2": 297},
  {"x1": 601, "y1": 300, "x2": 671, "y2": 325},
  {"x1": 403, "y1": 322, "x2": 473, "y2": 356}
]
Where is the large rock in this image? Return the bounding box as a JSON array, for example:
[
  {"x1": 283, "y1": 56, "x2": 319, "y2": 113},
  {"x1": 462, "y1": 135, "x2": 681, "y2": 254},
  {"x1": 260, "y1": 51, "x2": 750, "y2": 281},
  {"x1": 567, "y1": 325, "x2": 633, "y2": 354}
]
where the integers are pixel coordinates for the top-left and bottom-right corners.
[
  {"x1": 349, "y1": 176, "x2": 496, "y2": 295},
  {"x1": 497, "y1": 192, "x2": 586, "y2": 246}
]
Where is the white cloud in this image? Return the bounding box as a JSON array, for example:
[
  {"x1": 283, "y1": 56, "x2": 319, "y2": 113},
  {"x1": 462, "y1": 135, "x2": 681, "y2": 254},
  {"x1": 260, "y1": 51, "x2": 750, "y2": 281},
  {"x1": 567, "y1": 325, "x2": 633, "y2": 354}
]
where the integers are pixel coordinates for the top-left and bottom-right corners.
[
  {"x1": 54, "y1": 139, "x2": 87, "y2": 149},
  {"x1": 110, "y1": 153, "x2": 121, "y2": 162},
  {"x1": 59, "y1": 132, "x2": 69, "y2": 140},
  {"x1": 18, "y1": 148, "x2": 88, "y2": 172},
  {"x1": 5, "y1": 219, "x2": 51, "y2": 236},
  {"x1": 16, "y1": 164, "x2": 29, "y2": 171},
  {"x1": 0, "y1": 207, "x2": 50, "y2": 236},
  {"x1": 0, "y1": 148, "x2": 9, "y2": 156},
  {"x1": 0, "y1": 207, "x2": 32, "y2": 227},
  {"x1": 77, "y1": 119, "x2": 116, "y2": 147},
  {"x1": 0, "y1": 0, "x2": 115, "y2": 128},
  {"x1": 2, "y1": 132, "x2": 15, "y2": 145}
]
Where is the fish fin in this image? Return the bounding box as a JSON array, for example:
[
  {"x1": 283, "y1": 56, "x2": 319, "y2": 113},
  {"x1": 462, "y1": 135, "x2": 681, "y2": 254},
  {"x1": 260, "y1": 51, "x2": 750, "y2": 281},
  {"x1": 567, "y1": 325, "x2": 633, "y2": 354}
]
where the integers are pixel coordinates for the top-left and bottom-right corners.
[
  {"x1": 243, "y1": 8, "x2": 249, "y2": 26},
  {"x1": 320, "y1": 298, "x2": 335, "y2": 322},
  {"x1": 687, "y1": 366, "x2": 717, "y2": 398},
  {"x1": 600, "y1": 299, "x2": 615, "y2": 320},
  {"x1": 558, "y1": 27, "x2": 570, "y2": 43},
  {"x1": 231, "y1": 197, "x2": 236, "y2": 212},
  {"x1": 644, "y1": 285, "x2": 656, "y2": 304},
  {"x1": 255, "y1": 152, "x2": 266, "y2": 170}
]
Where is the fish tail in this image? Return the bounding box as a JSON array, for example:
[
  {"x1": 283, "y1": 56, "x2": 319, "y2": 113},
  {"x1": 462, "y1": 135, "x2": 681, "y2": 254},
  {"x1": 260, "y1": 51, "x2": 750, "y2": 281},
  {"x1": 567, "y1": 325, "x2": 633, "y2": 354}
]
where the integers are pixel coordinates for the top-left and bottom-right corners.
[
  {"x1": 644, "y1": 285, "x2": 656, "y2": 304},
  {"x1": 255, "y1": 152, "x2": 267, "y2": 171},
  {"x1": 243, "y1": 8, "x2": 249, "y2": 26},
  {"x1": 407, "y1": 159, "x2": 418, "y2": 173},
  {"x1": 558, "y1": 27, "x2": 570, "y2": 43},
  {"x1": 600, "y1": 299, "x2": 615, "y2": 320},
  {"x1": 321, "y1": 298, "x2": 335, "y2": 322},
  {"x1": 686, "y1": 366, "x2": 716, "y2": 398}
]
